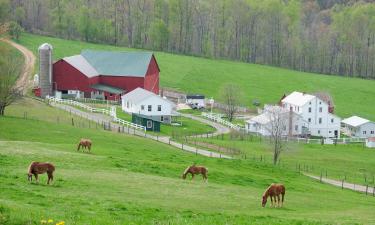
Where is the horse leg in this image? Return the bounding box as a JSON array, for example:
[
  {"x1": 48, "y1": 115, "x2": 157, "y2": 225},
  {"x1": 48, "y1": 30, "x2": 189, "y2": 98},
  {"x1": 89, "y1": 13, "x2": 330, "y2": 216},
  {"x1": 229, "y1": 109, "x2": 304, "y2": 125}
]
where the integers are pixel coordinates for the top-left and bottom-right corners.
[
  {"x1": 77, "y1": 143, "x2": 81, "y2": 151},
  {"x1": 203, "y1": 173, "x2": 208, "y2": 182},
  {"x1": 281, "y1": 193, "x2": 285, "y2": 207},
  {"x1": 191, "y1": 174, "x2": 195, "y2": 180},
  {"x1": 47, "y1": 172, "x2": 53, "y2": 185},
  {"x1": 34, "y1": 174, "x2": 38, "y2": 184},
  {"x1": 276, "y1": 195, "x2": 280, "y2": 207},
  {"x1": 270, "y1": 196, "x2": 273, "y2": 207}
]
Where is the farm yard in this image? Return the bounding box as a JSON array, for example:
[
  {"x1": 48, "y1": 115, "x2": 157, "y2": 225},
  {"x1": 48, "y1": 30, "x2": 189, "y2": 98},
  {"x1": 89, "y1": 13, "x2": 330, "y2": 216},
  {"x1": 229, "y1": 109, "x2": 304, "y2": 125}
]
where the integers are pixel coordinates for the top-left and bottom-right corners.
[{"x1": 1, "y1": 30, "x2": 375, "y2": 225}]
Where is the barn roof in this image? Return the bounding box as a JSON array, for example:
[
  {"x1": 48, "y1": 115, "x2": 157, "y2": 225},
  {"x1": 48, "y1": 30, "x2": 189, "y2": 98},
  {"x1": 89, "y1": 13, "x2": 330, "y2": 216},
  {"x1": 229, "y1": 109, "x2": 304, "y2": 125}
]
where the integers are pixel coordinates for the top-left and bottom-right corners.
[
  {"x1": 81, "y1": 50, "x2": 154, "y2": 77},
  {"x1": 62, "y1": 50, "x2": 156, "y2": 77},
  {"x1": 342, "y1": 116, "x2": 370, "y2": 127}
]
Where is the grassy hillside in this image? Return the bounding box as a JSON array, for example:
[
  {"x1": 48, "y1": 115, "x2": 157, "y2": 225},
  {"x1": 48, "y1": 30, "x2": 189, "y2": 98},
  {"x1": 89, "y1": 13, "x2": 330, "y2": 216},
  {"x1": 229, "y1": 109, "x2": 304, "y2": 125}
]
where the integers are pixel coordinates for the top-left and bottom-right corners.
[
  {"x1": 1, "y1": 114, "x2": 375, "y2": 224},
  {"x1": 17, "y1": 33, "x2": 375, "y2": 121}
]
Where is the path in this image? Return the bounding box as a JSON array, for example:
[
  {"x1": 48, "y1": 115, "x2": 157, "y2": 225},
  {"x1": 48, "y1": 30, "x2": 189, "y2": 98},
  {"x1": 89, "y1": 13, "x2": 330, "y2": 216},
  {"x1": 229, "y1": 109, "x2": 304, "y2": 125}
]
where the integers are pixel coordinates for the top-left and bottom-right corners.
[
  {"x1": 181, "y1": 113, "x2": 231, "y2": 137},
  {"x1": 50, "y1": 102, "x2": 231, "y2": 159},
  {"x1": 1, "y1": 39, "x2": 36, "y2": 95},
  {"x1": 305, "y1": 173, "x2": 375, "y2": 195}
]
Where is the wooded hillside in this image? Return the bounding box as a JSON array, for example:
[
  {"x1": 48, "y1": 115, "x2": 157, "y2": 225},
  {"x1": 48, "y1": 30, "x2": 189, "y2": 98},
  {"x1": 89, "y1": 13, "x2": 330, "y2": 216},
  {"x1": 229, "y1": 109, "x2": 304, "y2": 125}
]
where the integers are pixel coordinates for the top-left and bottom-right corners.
[{"x1": 4, "y1": 0, "x2": 375, "y2": 79}]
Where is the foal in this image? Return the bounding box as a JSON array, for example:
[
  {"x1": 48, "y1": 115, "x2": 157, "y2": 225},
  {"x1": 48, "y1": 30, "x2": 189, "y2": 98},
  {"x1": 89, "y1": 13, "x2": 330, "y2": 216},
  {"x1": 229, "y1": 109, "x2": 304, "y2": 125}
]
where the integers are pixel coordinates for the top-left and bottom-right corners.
[
  {"x1": 262, "y1": 183, "x2": 285, "y2": 207},
  {"x1": 182, "y1": 165, "x2": 208, "y2": 181},
  {"x1": 77, "y1": 138, "x2": 92, "y2": 152},
  {"x1": 27, "y1": 161, "x2": 55, "y2": 184}
]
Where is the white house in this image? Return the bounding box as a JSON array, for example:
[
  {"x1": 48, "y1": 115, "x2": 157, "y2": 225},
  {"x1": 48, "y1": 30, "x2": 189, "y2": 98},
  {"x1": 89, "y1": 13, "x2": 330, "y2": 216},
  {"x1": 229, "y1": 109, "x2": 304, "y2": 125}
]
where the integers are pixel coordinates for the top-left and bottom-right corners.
[
  {"x1": 341, "y1": 116, "x2": 375, "y2": 138},
  {"x1": 366, "y1": 137, "x2": 375, "y2": 148},
  {"x1": 280, "y1": 91, "x2": 341, "y2": 138},
  {"x1": 246, "y1": 105, "x2": 308, "y2": 136},
  {"x1": 186, "y1": 94, "x2": 205, "y2": 109},
  {"x1": 121, "y1": 88, "x2": 176, "y2": 123}
]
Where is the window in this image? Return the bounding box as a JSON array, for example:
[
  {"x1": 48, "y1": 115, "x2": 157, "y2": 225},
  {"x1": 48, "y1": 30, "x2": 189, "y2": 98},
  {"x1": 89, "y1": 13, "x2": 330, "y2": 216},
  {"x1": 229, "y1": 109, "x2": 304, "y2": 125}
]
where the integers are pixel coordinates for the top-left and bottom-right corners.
[
  {"x1": 319, "y1": 118, "x2": 322, "y2": 124},
  {"x1": 309, "y1": 102, "x2": 311, "y2": 105},
  {"x1": 147, "y1": 120, "x2": 153, "y2": 128},
  {"x1": 371, "y1": 131, "x2": 374, "y2": 134},
  {"x1": 158, "y1": 105, "x2": 161, "y2": 111},
  {"x1": 329, "y1": 131, "x2": 332, "y2": 134},
  {"x1": 295, "y1": 125, "x2": 298, "y2": 131},
  {"x1": 148, "y1": 105, "x2": 152, "y2": 112},
  {"x1": 161, "y1": 116, "x2": 164, "y2": 122},
  {"x1": 141, "y1": 105, "x2": 145, "y2": 110},
  {"x1": 319, "y1": 101, "x2": 321, "y2": 104},
  {"x1": 308, "y1": 118, "x2": 311, "y2": 122},
  {"x1": 319, "y1": 107, "x2": 322, "y2": 112},
  {"x1": 109, "y1": 93, "x2": 113, "y2": 97},
  {"x1": 331, "y1": 118, "x2": 334, "y2": 123},
  {"x1": 363, "y1": 131, "x2": 367, "y2": 135},
  {"x1": 318, "y1": 130, "x2": 321, "y2": 134},
  {"x1": 127, "y1": 101, "x2": 129, "y2": 108},
  {"x1": 308, "y1": 107, "x2": 312, "y2": 113}
]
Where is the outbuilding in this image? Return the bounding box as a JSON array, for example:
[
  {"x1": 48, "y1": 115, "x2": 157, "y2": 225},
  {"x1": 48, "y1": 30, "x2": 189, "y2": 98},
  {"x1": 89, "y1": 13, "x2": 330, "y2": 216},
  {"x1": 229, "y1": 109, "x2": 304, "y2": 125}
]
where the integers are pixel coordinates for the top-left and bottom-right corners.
[
  {"x1": 132, "y1": 113, "x2": 161, "y2": 132},
  {"x1": 186, "y1": 94, "x2": 205, "y2": 109},
  {"x1": 341, "y1": 116, "x2": 375, "y2": 138}
]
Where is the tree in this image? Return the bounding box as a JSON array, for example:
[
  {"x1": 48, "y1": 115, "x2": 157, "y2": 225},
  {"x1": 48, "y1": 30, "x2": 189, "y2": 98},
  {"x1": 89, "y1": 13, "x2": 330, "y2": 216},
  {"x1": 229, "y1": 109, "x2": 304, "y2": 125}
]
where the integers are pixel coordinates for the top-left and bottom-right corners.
[
  {"x1": 265, "y1": 106, "x2": 288, "y2": 165},
  {"x1": 220, "y1": 83, "x2": 243, "y2": 122},
  {"x1": 0, "y1": 46, "x2": 22, "y2": 116},
  {"x1": 8, "y1": 21, "x2": 23, "y2": 40}
]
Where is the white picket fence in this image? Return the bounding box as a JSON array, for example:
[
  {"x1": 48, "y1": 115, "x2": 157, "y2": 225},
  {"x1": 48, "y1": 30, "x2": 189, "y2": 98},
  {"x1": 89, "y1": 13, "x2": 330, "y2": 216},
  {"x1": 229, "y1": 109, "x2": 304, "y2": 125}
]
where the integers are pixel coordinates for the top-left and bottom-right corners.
[
  {"x1": 202, "y1": 112, "x2": 241, "y2": 130},
  {"x1": 46, "y1": 96, "x2": 146, "y2": 131}
]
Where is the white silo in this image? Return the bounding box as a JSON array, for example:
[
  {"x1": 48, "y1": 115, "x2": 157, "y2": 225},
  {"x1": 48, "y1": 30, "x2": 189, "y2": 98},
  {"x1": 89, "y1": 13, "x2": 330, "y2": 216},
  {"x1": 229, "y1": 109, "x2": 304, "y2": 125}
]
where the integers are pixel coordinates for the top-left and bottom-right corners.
[{"x1": 38, "y1": 43, "x2": 53, "y2": 98}]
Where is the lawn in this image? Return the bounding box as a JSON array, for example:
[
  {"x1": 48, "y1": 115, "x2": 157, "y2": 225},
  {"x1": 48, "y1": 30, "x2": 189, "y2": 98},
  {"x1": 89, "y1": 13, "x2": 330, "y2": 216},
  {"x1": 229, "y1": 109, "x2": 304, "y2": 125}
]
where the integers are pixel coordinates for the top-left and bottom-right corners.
[
  {"x1": 1, "y1": 115, "x2": 375, "y2": 224},
  {"x1": 16, "y1": 33, "x2": 375, "y2": 121},
  {"x1": 116, "y1": 107, "x2": 215, "y2": 137}
]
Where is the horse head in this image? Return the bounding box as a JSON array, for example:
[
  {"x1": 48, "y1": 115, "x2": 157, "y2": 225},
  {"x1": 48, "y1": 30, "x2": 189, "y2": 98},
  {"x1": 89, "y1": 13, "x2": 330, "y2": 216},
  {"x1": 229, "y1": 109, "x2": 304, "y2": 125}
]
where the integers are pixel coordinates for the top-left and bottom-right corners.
[
  {"x1": 261, "y1": 195, "x2": 267, "y2": 207},
  {"x1": 182, "y1": 173, "x2": 187, "y2": 179}
]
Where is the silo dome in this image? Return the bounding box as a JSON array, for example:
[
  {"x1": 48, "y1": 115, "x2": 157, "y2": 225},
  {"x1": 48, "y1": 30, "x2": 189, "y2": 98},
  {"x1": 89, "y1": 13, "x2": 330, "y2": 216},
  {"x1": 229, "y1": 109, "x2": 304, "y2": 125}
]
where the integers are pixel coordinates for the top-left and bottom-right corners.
[{"x1": 38, "y1": 43, "x2": 53, "y2": 51}]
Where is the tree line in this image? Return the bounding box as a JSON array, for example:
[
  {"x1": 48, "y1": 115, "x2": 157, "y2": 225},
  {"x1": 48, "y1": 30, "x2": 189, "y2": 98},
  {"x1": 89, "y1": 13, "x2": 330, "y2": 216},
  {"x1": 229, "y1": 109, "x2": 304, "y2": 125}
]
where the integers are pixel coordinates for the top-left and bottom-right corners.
[{"x1": 3, "y1": 0, "x2": 375, "y2": 79}]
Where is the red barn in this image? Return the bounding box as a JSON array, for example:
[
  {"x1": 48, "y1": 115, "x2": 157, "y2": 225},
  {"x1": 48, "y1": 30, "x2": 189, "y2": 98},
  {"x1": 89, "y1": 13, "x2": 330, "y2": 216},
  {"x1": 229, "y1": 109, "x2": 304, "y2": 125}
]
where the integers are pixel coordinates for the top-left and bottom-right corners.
[{"x1": 52, "y1": 50, "x2": 160, "y2": 100}]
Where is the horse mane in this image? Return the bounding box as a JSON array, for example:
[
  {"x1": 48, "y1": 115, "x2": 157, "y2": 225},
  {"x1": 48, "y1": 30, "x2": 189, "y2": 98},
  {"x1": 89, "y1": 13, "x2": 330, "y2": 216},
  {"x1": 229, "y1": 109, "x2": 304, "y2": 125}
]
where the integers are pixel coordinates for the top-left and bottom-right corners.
[
  {"x1": 28, "y1": 161, "x2": 37, "y2": 174},
  {"x1": 263, "y1": 183, "x2": 274, "y2": 197},
  {"x1": 183, "y1": 166, "x2": 191, "y2": 175}
]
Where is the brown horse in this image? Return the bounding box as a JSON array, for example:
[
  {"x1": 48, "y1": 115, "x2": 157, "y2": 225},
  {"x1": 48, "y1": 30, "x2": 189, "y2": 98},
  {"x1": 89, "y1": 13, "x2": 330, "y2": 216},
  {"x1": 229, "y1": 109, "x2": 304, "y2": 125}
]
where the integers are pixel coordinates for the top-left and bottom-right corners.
[
  {"x1": 182, "y1": 165, "x2": 208, "y2": 181},
  {"x1": 77, "y1": 138, "x2": 92, "y2": 152},
  {"x1": 27, "y1": 162, "x2": 55, "y2": 184},
  {"x1": 262, "y1": 183, "x2": 285, "y2": 207}
]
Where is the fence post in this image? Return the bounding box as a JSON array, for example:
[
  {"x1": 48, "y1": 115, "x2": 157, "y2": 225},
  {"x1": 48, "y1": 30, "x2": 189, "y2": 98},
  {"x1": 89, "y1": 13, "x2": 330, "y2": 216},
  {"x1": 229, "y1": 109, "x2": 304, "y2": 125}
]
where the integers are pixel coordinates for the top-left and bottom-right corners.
[
  {"x1": 169, "y1": 138, "x2": 171, "y2": 145},
  {"x1": 320, "y1": 171, "x2": 322, "y2": 183},
  {"x1": 366, "y1": 185, "x2": 368, "y2": 195},
  {"x1": 71, "y1": 118, "x2": 74, "y2": 126},
  {"x1": 341, "y1": 179, "x2": 344, "y2": 189},
  {"x1": 182, "y1": 143, "x2": 184, "y2": 150}
]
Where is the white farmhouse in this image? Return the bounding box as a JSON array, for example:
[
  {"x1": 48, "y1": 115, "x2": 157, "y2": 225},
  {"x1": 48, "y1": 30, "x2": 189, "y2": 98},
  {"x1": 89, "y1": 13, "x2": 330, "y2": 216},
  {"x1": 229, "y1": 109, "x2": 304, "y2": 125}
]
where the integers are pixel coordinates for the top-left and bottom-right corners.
[
  {"x1": 341, "y1": 116, "x2": 375, "y2": 138},
  {"x1": 246, "y1": 105, "x2": 308, "y2": 136},
  {"x1": 281, "y1": 91, "x2": 341, "y2": 138},
  {"x1": 121, "y1": 88, "x2": 176, "y2": 123}
]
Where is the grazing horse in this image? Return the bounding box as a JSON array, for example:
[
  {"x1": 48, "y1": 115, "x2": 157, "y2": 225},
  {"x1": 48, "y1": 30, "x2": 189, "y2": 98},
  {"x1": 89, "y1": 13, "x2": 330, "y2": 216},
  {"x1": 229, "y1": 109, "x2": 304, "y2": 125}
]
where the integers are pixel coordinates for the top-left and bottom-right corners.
[
  {"x1": 182, "y1": 165, "x2": 208, "y2": 181},
  {"x1": 262, "y1": 183, "x2": 286, "y2": 207},
  {"x1": 77, "y1": 138, "x2": 92, "y2": 152},
  {"x1": 27, "y1": 162, "x2": 55, "y2": 184}
]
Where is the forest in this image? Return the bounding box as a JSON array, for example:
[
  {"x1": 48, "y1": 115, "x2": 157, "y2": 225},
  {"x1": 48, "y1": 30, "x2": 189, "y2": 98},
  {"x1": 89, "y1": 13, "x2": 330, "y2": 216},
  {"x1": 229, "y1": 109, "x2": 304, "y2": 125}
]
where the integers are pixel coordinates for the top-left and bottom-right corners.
[{"x1": 2, "y1": 0, "x2": 375, "y2": 79}]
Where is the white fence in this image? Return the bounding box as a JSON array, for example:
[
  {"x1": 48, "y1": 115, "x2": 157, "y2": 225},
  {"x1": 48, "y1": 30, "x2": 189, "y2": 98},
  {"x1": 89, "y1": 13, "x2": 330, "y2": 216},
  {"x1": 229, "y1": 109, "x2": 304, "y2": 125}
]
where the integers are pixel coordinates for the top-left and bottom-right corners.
[
  {"x1": 202, "y1": 112, "x2": 241, "y2": 130},
  {"x1": 284, "y1": 137, "x2": 366, "y2": 145},
  {"x1": 46, "y1": 96, "x2": 146, "y2": 131}
]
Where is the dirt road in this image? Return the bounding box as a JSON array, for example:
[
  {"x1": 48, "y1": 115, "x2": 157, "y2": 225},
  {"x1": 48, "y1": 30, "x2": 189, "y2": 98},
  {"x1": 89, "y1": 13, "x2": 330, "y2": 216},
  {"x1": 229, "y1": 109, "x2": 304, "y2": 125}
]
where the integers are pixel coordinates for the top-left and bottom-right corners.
[{"x1": 1, "y1": 39, "x2": 36, "y2": 94}]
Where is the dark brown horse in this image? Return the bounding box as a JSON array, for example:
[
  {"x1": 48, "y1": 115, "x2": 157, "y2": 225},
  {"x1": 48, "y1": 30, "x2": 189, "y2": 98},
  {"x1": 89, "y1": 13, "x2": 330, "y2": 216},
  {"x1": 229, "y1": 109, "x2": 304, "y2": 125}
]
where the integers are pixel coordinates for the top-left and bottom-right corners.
[
  {"x1": 27, "y1": 162, "x2": 55, "y2": 184},
  {"x1": 77, "y1": 138, "x2": 92, "y2": 152},
  {"x1": 182, "y1": 165, "x2": 208, "y2": 181},
  {"x1": 262, "y1": 183, "x2": 285, "y2": 207}
]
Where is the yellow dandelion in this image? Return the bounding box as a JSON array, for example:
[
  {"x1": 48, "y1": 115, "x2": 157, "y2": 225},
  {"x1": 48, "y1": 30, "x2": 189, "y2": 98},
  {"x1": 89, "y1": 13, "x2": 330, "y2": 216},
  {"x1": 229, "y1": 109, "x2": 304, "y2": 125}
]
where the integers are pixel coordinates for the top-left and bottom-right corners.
[
  {"x1": 55, "y1": 221, "x2": 65, "y2": 225},
  {"x1": 48, "y1": 219, "x2": 54, "y2": 223},
  {"x1": 41, "y1": 219, "x2": 47, "y2": 224}
]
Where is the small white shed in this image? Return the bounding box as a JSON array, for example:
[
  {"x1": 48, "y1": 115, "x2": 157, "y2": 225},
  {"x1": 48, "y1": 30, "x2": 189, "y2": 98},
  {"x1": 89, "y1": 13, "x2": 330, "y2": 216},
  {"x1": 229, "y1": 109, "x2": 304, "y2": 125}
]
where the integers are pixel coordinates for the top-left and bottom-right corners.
[{"x1": 341, "y1": 116, "x2": 375, "y2": 138}]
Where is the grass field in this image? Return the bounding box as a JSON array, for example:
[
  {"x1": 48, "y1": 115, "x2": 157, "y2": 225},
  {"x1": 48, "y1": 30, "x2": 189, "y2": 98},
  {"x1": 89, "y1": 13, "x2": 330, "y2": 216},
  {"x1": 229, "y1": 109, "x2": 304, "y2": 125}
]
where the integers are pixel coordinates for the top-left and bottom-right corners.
[
  {"x1": 16, "y1": 33, "x2": 375, "y2": 121},
  {"x1": 190, "y1": 134, "x2": 375, "y2": 186},
  {"x1": 2, "y1": 113, "x2": 375, "y2": 224}
]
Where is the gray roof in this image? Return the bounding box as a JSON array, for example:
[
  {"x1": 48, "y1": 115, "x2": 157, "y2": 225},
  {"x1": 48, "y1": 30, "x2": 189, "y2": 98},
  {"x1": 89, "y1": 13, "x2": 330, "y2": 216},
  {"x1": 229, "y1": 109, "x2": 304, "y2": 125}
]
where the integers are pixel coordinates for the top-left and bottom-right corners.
[
  {"x1": 90, "y1": 83, "x2": 124, "y2": 94},
  {"x1": 122, "y1": 88, "x2": 175, "y2": 106},
  {"x1": 62, "y1": 50, "x2": 155, "y2": 77},
  {"x1": 63, "y1": 55, "x2": 99, "y2": 77},
  {"x1": 82, "y1": 50, "x2": 153, "y2": 77}
]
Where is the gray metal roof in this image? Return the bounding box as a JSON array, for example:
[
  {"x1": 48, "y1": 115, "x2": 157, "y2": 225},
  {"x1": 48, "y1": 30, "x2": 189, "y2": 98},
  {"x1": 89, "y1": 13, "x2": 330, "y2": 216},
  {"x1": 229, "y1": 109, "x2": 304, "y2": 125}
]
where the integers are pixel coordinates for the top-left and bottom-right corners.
[
  {"x1": 63, "y1": 55, "x2": 99, "y2": 77},
  {"x1": 81, "y1": 50, "x2": 153, "y2": 77},
  {"x1": 122, "y1": 87, "x2": 157, "y2": 103}
]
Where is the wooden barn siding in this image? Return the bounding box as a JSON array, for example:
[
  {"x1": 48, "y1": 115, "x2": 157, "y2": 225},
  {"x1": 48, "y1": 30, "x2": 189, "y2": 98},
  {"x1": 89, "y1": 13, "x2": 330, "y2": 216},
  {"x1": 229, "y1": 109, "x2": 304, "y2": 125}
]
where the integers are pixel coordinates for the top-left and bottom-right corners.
[
  {"x1": 144, "y1": 55, "x2": 160, "y2": 94},
  {"x1": 53, "y1": 59, "x2": 95, "y2": 92}
]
